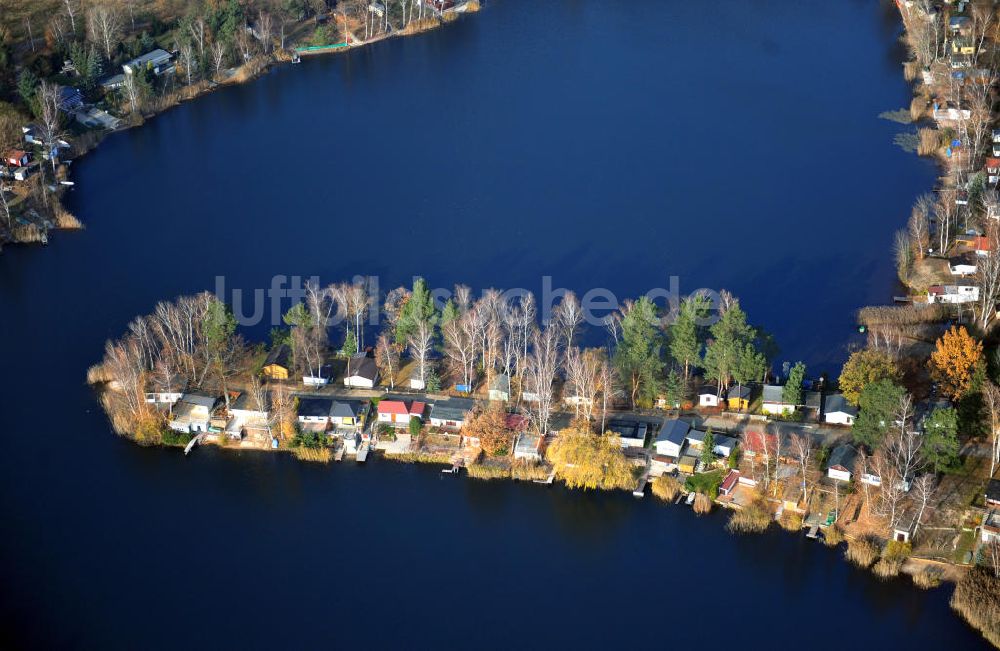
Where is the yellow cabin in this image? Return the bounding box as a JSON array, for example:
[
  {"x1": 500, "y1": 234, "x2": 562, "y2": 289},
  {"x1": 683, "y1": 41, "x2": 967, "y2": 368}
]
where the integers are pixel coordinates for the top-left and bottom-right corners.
[{"x1": 262, "y1": 344, "x2": 291, "y2": 381}]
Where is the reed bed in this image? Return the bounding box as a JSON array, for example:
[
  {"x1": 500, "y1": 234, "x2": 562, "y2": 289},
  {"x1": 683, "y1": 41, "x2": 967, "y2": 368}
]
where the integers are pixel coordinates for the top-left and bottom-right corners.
[{"x1": 651, "y1": 476, "x2": 681, "y2": 502}]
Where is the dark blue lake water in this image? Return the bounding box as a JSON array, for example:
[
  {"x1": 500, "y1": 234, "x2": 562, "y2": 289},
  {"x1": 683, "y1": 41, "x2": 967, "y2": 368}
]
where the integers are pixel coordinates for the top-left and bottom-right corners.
[{"x1": 0, "y1": 0, "x2": 988, "y2": 649}]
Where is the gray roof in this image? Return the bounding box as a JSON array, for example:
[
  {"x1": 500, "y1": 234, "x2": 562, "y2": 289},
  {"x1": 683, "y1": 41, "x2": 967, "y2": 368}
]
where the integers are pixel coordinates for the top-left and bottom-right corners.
[
  {"x1": 762, "y1": 384, "x2": 786, "y2": 404},
  {"x1": 231, "y1": 392, "x2": 269, "y2": 411},
  {"x1": 297, "y1": 397, "x2": 333, "y2": 418},
  {"x1": 828, "y1": 444, "x2": 858, "y2": 471},
  {"x1": 331, "y1": 401, "x2": 364, "y2": 419},
  {"x1": 987, "y1": 479, "x2": 1000, "y2": 502},
  {"x1": 729, "y1": 385, "x2": 751, "y2": 399},
  {"x1": 264, "y1": 344, "x2": 291, "y2": 369},
  {"x1": 713, "y1": 434, "x2": 738, "y2": 450},
  {"x1": 515, "y1": 432, "x2": 541, "y2": 454},
  {"x1": 686, "y1": 429, "x2": 706, "y2": 444},
  {"x1": 805, "y1": 391, "x2": 822, "y2": 410},
  {"x1": 607, "y1": 419, "x2": 648, "y2": 442},
  {"x1": 824, "y1": 393, "x2": 858, "y2": 417},
  {"x1": 125, "y1": 49, "x2": 172, "y2": 69},
  {"x1": 346, "y1": 355, "x2": 378, "y2": 381},
  {"x1": 430, "y1": 398, "x2": 476, "y2": 421},
  {"x1": 181, "y1": 393, "x2": 217, "y2": 408},
  {"x1": 657, "y1": 419, "x2": 690, "y2": 446}
]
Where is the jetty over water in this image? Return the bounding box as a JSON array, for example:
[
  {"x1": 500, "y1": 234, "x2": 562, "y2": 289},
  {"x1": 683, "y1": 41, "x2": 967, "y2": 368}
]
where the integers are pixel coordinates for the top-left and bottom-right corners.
[{"x1": 183, "y1": 432, "x2": 206, "y2": 456}]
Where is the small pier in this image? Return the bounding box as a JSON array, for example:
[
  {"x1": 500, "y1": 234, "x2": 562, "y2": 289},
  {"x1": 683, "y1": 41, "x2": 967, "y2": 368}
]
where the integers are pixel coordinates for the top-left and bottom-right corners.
[
  {"x1": 335, "y1": 447, "x2": 345, "y2": 462},
  {"x1": 533, "y1": 471, "x2": 555, "y2": 485},
  {"x1": 356, "y1": 443, "x2": 370, "y2": 463},
  {"x1": 183, "y1": 432, "x2": 206, "y2": 456},
  {"x1": 806, "y1": 525, "x2": 820, "y2": 539}
]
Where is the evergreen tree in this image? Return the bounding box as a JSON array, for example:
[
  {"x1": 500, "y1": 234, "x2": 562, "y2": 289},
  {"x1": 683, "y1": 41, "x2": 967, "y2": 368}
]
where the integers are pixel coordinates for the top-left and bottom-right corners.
[
  {"x1": 783, "y1": 361, "x2": 806, "y2": 407},
  {"x1": 395, "y1": 277, "x2": 437, "y2": 345},
  {"x1": 923, "y1": 408, "x2": 960, "y2": 473},
  {"x1": 341, "y1": 330, "x2": 358, "y2": 357},
  {"x1": 614, "y1": 297, "x2": 663, "y2": 407},
  {"x1": 701, "y1": 429, "x2": 716, "y2": 467},
  {"x1": 669, "y1": 295, "x2": 708, "y2": 382},
  {"x1": 704, "y1": 299, "x2": 755, "y2": 394},
  {"x1": 852, "y1": 379, "x2": 905, "y2": 450}
]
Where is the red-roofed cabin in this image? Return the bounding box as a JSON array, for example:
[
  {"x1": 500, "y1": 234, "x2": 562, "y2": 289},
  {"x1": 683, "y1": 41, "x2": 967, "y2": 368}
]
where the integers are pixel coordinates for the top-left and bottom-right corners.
[
  {"x1": 5, "y1": 150, "x2": 29, "y2": 167},
  {"x1": 988, "y1": 158, "x2": 1000, "y2": 173},
  {"x1": 409, "y1": 401, "x2": 426, "y2": 419},
  {"x1": 377, "y1": 400, "x2": 410, "y2": 425},
  {"x1": 743, "y1": 431, "x2": 778, "y2": 457},
  {"x1": 719, "y1": 469, "x2": 740, "y2": 497}
]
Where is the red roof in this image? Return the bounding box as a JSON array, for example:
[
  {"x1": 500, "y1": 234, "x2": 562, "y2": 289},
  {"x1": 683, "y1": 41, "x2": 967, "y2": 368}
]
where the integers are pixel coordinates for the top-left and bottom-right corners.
[
  {"x1": 378, "y1": 400, "x2": 409, "y2": 416},
  {"x1": 974, "y1": 236, "x2": 991, "y2": 252},
  {"x1": 744, "y1": 431, "x2": 777, "y2": 455},
  {"x1": 505, "y1": 414, "x2": 529, "y2": 431},
  {"x1": 409, "y1": 401, "x2": 426, "y2": 417},
  {"x1": 720, "y1": 469, "x2": 740, "y2": 493},
  {"x1": 987, "y1": 157, "x2": 1000, "y2": 169}
]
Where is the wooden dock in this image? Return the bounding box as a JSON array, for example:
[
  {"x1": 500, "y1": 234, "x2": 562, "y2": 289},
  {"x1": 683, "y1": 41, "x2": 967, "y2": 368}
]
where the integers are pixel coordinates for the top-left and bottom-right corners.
[
  {"x1": 183, "y1": 432, "x2": 206, "y2": 456},
  {"x1": 533, "y1": 471, "x2": 555, "y2": 485},
  {"x1": 806, "y1": 525, "x2": 820, "y2": 539},
  {"x1": 356, "y1": 443, "x2": 370, "y2": 463},
  {"x1": 335, "y1": 447, "x2": 345, "y2": 462}
]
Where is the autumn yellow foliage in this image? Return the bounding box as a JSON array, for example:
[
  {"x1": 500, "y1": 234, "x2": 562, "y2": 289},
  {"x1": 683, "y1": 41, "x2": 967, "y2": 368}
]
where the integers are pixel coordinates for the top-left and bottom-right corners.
[
  {"x1": 838, "y1": 348, "x2": 901, "y2": 406},
  {"x1": 546, "y1": 429, "x2": 634, "y2": 491},
  {"x1": 929, "y1": 326, "x2": 983, "y2": 400}
]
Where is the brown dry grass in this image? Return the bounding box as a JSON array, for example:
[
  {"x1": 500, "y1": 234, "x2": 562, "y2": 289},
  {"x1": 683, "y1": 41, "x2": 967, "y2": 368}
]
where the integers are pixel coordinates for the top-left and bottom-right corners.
[
  {"x1": 692, "y1": 493, "x2": 713, "y2": 514},
  {"x1": 917, "y1": 128, "x2": 941, "y2": 156},
  {"x1": 651, "y1": 476, "x2": 681, "y2": 502},
  {"x1": 951, "y1": 567, "x2": 1000, "y2": 647},
  {"x1": 845, "y1": 537, "x2": 881, "y2": 568}
]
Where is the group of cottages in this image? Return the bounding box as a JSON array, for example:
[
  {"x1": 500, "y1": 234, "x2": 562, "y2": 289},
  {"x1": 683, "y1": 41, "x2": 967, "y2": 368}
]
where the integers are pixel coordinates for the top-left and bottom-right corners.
[
  {"x1": 651, "y1": 418, "x2": 738, "y2": 476},
  {"x1": 696, "y1": 382, "x2": 858, "y2": 426},
  {"x1": 155, "y1": 390, "x2": 371, "y2": 445},
  {"x1": 260, "y1": 345, "x2": 380, "y2": 389}
]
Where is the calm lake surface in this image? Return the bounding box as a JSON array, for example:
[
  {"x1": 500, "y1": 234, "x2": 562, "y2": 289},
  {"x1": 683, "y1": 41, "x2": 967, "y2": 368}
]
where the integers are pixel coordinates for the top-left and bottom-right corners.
[{"x1": 0, "y1": 0, "x2": 988, "y2": 648}]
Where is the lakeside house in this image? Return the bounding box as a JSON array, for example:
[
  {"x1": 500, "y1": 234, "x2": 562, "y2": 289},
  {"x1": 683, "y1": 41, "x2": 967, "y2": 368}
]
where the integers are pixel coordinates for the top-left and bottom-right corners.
[
  {"x1": 297, "y1": 396, "x2": 335, "y2": 432},
  {"x1": 710, "y1": 434, "x2": 738, "y2": 458},
  {"x1": 654, "y1": 418, "x2": 690, "y2": 459},
  {"x1": 823, "y1": 393, "x2": 858, "y2": 426},
  {"x1": 606, "y1": 418, "x2": 649, "y2": 449},
  {"x1": 927, "y1": 284, "x2": 979, "y2": 304},
  {"x1": 827, "y1": 444, "x2": 858, "y2": 482},
  {"x1": 719, "y1": 469, "x2": 740, "y2": 497},
  {"x1": 123, "y1": 49, "x2": 175, "y2": 76},
  {"x1": 949, "y1": 252, "x2": 978, "y2": 275},
  {"x1": 228, "y1": 392, "x2": 270, "y2": 440},
  {"x1": 761, "y1": 384, "x2": 795, "y2": 416},
  {"x1": 514, "y1": 432, "x2": 543, "y2": 462},
  {"x1": 377, "y1": 400, "x2": 411, "y2": 426},
  {"x1": 726, "y1": 385, "x2": 752, "y2": 411},
  {"x1": 488, "y1": 374, "x2": 510, "y2": 402},
  {"x1": 331, "y1": 400, "x2": 368, "y2": 431},
  {"x1": 980, "y1": 510, "x2": 1000, "y2": 544},
  {"x1": 429, "y1": 398, "x2": 476, "y2": 429},
  {"x1": 697, "y1": 385, "x2": 720, "y2": 408},
  {"x1": 262, "y1": 345, "x2": 291, "y2": 380},
  {"x1": 343, "y1": 353, "x2": 379, "y2": 388},
  {"x1": 168, "y1": 393, "x2": 218, "y2": 434}
]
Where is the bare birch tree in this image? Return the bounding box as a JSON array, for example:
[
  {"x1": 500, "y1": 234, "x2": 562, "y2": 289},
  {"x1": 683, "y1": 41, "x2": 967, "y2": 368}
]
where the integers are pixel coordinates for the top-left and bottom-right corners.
[
  {"x1": 911, "y1": 474, "x2": 935, "y2": 541},
  {"x1": 210, "y1": 41, "x2": 227, "y2": 79},
  {"x1": 86, "y1": 4, "x2": 123, "y2": 62},
  {"x1": 524, "y1": 326, "x2": 560, "y2": 435},
  {"x1": 408, "y1": 319, "x2": 434, "y2": 388},
  {"x1": 374, "y1": 333, "x2": 400, "y2": 389},
  {"x1": 789, "y1": 433, "x2": 812, "y2": 505},
  {"x1": 985, "y1": 381, "x2": 1000, "y2": 477},
  {"x1": 553, "y1": 291, "x2": 584, "y2": 349},
  {"x1": 977, "y1": 221, "x2": 1000, "y2": 328}
]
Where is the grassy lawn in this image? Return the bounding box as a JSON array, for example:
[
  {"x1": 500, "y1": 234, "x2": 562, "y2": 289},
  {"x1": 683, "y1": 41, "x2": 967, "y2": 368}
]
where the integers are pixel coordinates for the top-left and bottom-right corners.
[{"x1": 685, "y1": 469, "x2": 724, "y2": 499}]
